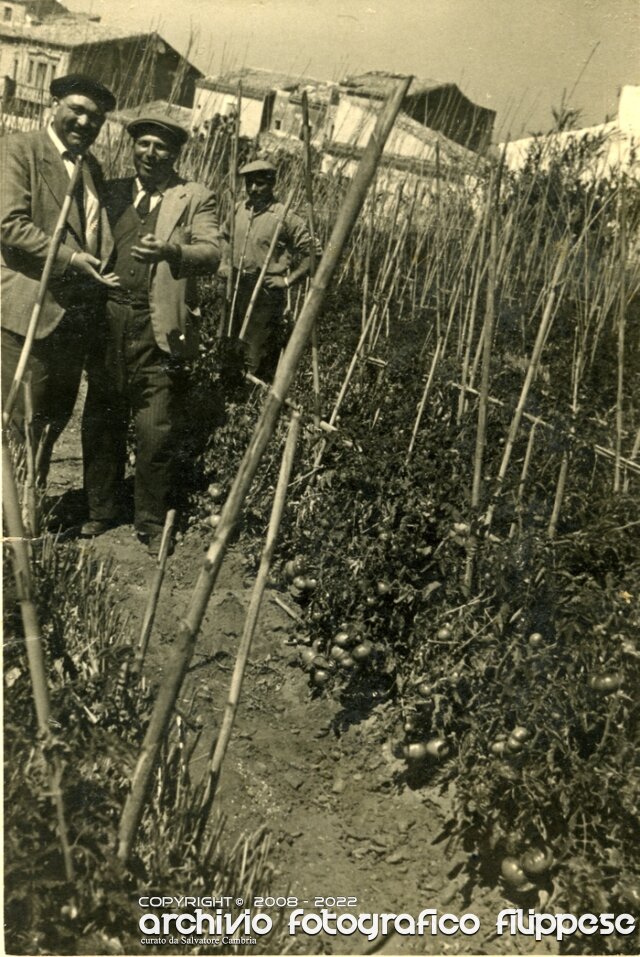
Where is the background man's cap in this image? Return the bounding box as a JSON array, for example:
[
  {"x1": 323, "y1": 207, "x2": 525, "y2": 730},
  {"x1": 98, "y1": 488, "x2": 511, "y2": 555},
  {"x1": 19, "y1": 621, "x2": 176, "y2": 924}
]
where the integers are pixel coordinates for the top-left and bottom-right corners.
[
  {"x1": 50, "y1": 73, "x2": 116, "y2": 112},
  {"x1": 239, "y1": 159, "x2": 276, "y2": 177},
  {"x1": 126, "y1": 115, "x2": 189, "y2": 148}
]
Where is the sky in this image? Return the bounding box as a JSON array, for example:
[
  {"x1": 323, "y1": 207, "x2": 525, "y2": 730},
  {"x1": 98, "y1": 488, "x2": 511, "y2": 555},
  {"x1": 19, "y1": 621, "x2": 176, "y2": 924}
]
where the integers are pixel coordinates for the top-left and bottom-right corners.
[{"x1": 62, "y1": 0, "x2": 640, "y2": 138}]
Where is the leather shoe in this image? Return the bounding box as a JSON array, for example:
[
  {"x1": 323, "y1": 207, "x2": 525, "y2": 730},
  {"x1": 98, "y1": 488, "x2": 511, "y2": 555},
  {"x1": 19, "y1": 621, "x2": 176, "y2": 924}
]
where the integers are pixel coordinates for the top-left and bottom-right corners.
[
  {"x1": 80, "y1": 519, "x2": 117, "y2": 538},
  {"x1": 137, "y1": 528, "x2": 174, "y2": 558}
]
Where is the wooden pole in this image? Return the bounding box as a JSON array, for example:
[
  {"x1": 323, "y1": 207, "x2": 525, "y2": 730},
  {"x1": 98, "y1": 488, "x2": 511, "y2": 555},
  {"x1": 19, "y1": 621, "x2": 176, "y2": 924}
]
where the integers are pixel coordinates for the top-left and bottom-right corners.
[
  {"x1": 199, "y1": 411, "x2": 300, "y2": 811},
  {"x1": 301, "y1": 90, "x2": 322, "y2": 426},
  {"x1": 220, "y1": 81, "x2": 242, "y2": 337},
  {"x1": 116, "y1": 76, "x2": 412, "y2": 864},
  {"x1": 614, "y1": 186, "x2": 627, "y2": 493},
  {"x1": 3, "y1": 157, "x2": 83, "y2": 425},
  {"x1": 2, "y1": 443, "x2": 75, "y2": 880},
  {"x1": 134, "y1": 509, "x2": 176, "y2": 671}
]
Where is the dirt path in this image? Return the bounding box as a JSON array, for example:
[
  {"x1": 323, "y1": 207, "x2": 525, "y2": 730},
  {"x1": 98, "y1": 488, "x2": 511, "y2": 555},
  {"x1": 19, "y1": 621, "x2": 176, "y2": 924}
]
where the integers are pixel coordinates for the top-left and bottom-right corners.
[{"x1": 47, "y1": 411, "x2": 555, "y2": 957}]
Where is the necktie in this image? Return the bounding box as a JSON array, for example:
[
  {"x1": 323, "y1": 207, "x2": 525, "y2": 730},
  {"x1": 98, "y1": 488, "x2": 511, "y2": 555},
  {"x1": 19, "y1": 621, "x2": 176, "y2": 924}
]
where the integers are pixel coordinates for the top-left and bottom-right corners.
[
  {"x1": 137, "y1": 189, "x2": 154, "y2": 219},
  {"x1": 63, "y1": 151, "x2": 86, "y2": 240}
]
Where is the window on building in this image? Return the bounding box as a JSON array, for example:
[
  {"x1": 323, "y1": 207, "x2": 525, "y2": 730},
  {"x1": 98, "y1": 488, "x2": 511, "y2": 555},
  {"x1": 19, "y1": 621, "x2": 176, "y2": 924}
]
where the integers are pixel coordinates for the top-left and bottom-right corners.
[
  {"x1": 274, "y1": 119, "x2": 282, "y2": 130},
  {"x1": 13, "y1": 57, "x2": 18, "y2": 79},
  {"x1": 4, "y1": 6, "x2": 13, "y2": 22},
  {"x1": 27, "y1": 58, "x2": 35, "y2": 84},
  {"x1": 36, "y1": 61, "x2": 47, "y2": 88}
]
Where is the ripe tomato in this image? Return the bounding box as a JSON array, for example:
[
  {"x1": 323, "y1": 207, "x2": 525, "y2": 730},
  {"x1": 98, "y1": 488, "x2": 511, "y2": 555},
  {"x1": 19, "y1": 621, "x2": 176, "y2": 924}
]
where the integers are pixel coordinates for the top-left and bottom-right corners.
[
  {"x1": 522, "y1": 847, "x2": 554, "y2": 876},
  {"x1": 207, "y1": 482, "x2": 224, "y2": 501},
  {"x1": 425, "y1": 737, "x2": 449, "y2": 759},
  {"x1": 313, "y1": 669, "x2": 330, "y2": 686},
  {"x1": 339, "y1": 655, "x2": 356, "y2": 669},
  {"x1": 352, "y1": 640, "x2": 373, "y2": 661},
  {"x1": 490, "y1": 741, "x2": 506, "y2": 756},
  {"x1": 376, "y1": 580, "x2": 392, "y2": 596},
  {"x1": 589, "y1": 673, "x2": 623, "y2": 694},
  {"x1": 300, "y1": 648, "x2": 316, "y2": 669},
  {"x1": 510, "y1": 726, "x2": 530, "y2": 743},
  {"x1": 501, "y1": 857, "x2": 527, "y2": 887},
  {"x1": 404, "y1": 742, "x2": 427, "y2": 761},
  {"x1": 436, "y1": 625, "x2": 452, "y2": 640},
  {"x1": 333, "y1": 631, "x2": 352, "y2": 648},
  {"x1": 284, "y1": 560, "x2": 298, "y2": 581},
  {"x1": 417, "y1": 681, "x2": 431, "y2": 699},
  {"x1": 304, "y1": 577, "x2": 317, "y2": 591},
  {"x1": 528, "y1": 632, "x2": 544, "y2": 648},
  {"x1": 331, "y1": 645, "x2": 347, "y2": 661},
  {"x1": 293, "y1": 575, "x2": 308, "y2": 590}
]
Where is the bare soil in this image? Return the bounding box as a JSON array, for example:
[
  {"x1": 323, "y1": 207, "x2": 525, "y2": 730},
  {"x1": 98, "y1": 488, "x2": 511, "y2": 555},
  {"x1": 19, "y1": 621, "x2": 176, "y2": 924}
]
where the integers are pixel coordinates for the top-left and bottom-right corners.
[{"x1": 47, "y1": 406, "x2": 557, "y2": 957}]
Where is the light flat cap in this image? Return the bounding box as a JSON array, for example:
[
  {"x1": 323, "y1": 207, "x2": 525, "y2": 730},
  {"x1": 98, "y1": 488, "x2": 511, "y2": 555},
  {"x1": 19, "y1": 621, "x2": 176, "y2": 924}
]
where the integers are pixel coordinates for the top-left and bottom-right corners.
[
  {"x1": 126, "y1": 115, "x2": 189, "y2": 148},
  {"x1": 50, "y1": 73, "x2": 116, "y2": 112},
  {"x1": 239, "y1": 159, "x2": 276, "y2": 176}
]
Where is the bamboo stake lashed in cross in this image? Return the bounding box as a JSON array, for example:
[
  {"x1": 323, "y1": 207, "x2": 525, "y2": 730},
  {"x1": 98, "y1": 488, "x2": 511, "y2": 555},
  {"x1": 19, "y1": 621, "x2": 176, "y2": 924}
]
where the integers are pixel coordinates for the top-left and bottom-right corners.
[
  {"x1": 2, "y1": 443, "x2": 75, "y2": 880},
  {"x1": 198, "y1": 411, "x2": 300, "y2": 816},
  {"x1": 117, "y1": 75, "x2": 412, "y2": 864},
  {"x1": 3, "y1": 156, "x2": 83, "y2": 425}
]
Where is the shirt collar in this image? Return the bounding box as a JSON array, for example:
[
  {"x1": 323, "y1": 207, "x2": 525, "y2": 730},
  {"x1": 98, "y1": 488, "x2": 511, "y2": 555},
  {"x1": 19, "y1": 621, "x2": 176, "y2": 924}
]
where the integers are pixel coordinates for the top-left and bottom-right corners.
[
  {"x1": 47, "y1": 122, "x2": 75, "y2": 160},
  {"x1": 135, "y1": 175, "x2": 172, "y2": 196}
]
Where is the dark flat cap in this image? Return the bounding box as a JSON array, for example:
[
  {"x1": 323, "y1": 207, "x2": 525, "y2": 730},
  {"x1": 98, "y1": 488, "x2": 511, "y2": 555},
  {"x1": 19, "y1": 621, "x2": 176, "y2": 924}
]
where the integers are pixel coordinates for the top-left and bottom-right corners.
[
  {"x1": 50, "y1": 73, "x2": 116, "y2": 112},
  {"x1": 126, "y1": 115, "x2": 189, "y2": 148},
  {"x1": 239, "y1": 159, "x2": 276, "y2": 176}
]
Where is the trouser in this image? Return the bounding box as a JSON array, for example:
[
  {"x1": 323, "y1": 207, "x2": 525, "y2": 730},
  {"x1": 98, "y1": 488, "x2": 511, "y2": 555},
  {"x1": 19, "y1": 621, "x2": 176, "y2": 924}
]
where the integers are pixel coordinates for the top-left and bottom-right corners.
[
  {"x1": 1, "y1": 310, "x2": 93, "y2": 485},
  {"x1": 230, "y1": 279, "x2": 287, "y2": 380},
  {"x1": 83, "y1": 301, "x2": 187, "y2": 533}
]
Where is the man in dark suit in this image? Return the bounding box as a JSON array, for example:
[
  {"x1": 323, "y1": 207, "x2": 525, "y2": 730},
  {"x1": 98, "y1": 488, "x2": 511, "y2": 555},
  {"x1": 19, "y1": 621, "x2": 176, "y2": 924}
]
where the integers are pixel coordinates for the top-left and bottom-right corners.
[
  {"x1": 1, "y1": 73, "x2": 118, "y2": 485},
  {"x1": 81, "y1": 114, "x2": 220, "y2": 554}
]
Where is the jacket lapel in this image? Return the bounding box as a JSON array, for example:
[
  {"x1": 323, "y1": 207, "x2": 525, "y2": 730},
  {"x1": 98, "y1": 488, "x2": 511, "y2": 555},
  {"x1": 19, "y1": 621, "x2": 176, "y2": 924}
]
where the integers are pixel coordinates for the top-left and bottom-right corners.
[
  {"x1": 38, "y1": 132, "x2": 85, "y2": 244},
  {"x1": 155, "y1": 177, "x2": 189, "y2": 242}
]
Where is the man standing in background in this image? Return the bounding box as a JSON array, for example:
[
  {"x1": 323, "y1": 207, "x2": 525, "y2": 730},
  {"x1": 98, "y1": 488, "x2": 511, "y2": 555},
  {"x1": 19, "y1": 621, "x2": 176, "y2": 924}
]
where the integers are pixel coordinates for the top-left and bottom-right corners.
[
  {"x1": 81, "y1": 114, "x2": 220, "y2": 555},
  {"x1": 223, "y1": 159, "x2": 317, "y2": 379},
  {"x1": 1, "y1": 73, "x2": 118, "y2": 486}
]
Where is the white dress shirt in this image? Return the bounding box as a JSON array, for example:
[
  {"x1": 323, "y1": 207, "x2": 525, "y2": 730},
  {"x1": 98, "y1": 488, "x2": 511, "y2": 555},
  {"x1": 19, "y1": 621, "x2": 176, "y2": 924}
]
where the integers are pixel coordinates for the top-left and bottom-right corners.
[
  {"x1": 133, "y1": 177, "x2": 165, "y2": 214},
  {"x1": 47, "y1": 123, "x2": 101, "y2": 256}
]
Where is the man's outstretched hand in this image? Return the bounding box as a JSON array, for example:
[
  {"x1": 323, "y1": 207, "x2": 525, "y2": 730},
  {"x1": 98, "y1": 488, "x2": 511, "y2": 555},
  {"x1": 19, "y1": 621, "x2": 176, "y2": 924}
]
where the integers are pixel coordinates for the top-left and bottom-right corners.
[{"x1": 70, "y1": 252, "x2": 120, "y2": 287}]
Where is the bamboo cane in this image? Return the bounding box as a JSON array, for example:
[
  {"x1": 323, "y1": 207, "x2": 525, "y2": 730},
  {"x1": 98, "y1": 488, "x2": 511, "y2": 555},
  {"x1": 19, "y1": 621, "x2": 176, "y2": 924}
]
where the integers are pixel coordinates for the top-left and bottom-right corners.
[
  {"x1": 623, "y1": 427, "x2": 640, "y2": 493},
  {"x1": 471, "y1": 213, "x2": 498, "y2": 511},
  {"x1": 116, "y1": 76, "x2": 412, "y2": 864},
  {"x1": 614, "y1": 186, "x2": 627, "y2": 493},
  {"x1": 222, "y1": 83, "x2": 242, "y2": 326},
  {"x1": 238, "y1": 190, "x2": 295, "y2": 342},
  {"x1": 22, "y1": 375, "x2": 39, "y2": 538},
  {"x1": 2, "y1": 443, "x2": 74, "y2": 880},
  {"x1": 199, "y1": 411, "x2": 300, "y2": 812},
  {"x1": 508, "y1": 422, "x2": 537, "y2": 539},
  {"x1": 448, "y1": 380, "x2": 640, "y2": 477},
  {"x1": 484, "y1": 242, "x2": 569, "y2": 529},
  {"x1": 406, "y1": 339, "x2": 442, "y2": 462},
  {"x1": 3, "y1": 157, "x2": 83, "y2": 425},
  {"x1": 301, "y1": 90, "x2": 322, "y2": 427},
  {"x1": 134, "y1": 509, "x2": 176, "y2": 672}
]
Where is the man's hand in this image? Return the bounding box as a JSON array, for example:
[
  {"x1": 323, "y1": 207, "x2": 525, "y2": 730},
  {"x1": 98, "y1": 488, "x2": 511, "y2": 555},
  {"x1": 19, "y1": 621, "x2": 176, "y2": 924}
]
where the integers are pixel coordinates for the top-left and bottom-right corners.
[
  {"x1": 264, "y1": 274, "x2": 288, "y2": 291},
  {"x1": 131, "y1": 233, "x2": 178, "y2": 264},
  {"x1": 70, "y1": 252, "x2": 120, "y2": 288}
]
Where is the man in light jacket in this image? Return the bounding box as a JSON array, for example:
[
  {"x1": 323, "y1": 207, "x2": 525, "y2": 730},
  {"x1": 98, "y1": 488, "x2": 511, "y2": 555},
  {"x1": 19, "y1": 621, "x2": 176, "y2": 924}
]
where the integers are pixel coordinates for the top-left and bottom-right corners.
[
  {"x1": 81, "y1": 114, "x2": 220, "y2": 554},
  {"x1": 1, "y1": 73, "x2": 118, "y2": 485}
]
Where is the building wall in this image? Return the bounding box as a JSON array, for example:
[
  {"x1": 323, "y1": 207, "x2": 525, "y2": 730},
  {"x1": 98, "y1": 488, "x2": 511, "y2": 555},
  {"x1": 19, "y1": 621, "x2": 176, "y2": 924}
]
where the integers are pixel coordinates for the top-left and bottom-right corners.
[
  {"x1": 0, "y1": 34, "x2": 69, "y2": 106},
  {"x1": 68, "y1": 36, "x2": 198, "y2": 108},
  {"x1": 330, "y1": 96, "x2": 438, "y2": 162},
  {"x1": 191, "y1": 85, "x2": 266, "y2": 137}
]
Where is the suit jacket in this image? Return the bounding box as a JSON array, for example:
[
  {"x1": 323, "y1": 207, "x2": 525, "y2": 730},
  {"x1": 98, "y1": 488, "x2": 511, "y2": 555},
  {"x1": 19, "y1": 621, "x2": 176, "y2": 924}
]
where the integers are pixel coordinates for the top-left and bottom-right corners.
[
  {"x1": 0, "y1": 128, "x2": 114, "y2": 338},
  {"x1": 106, "y1": 174, "x2": 220, "y2": 358}
]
